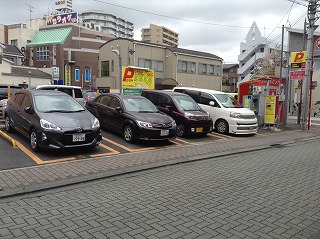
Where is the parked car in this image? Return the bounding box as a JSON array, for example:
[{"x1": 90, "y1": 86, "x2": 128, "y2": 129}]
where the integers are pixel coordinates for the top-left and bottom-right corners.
[
  {"x1": 5, "y1": 89, "x2": 101, "y2": 151},
  {"x1": 141, "y1": 90, "x2": 212, "y2": 137},
  {"x1": 173, "y1": 87, "x2": 258, "y2": 134},
  {"x1": 30, "y1": 85, "x2": 85, "y2": 105},
  {"x1": 85, "y1": 93, "x2": 176, "y2": 143}
]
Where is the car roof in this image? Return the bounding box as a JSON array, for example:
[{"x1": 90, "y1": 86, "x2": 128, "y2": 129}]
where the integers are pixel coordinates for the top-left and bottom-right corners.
[
  {"x1": 100, "y1": 93, "x2": 147, "y2": 100},
  {"x1": 0, "y1": 84, "x2": 21, "y2": 88},
  {"x1": 32, "y1": 85, "x2": 82, "y2": 89},
  {"x1": 142, "y1": 89, "x2": 187, "y2": 97},
  {"x1": 16, "y1": 89, "x2": 71, "y2": 96},
  {"x1": 174, "y1": 87, "x2": 226, "y2": 94}
]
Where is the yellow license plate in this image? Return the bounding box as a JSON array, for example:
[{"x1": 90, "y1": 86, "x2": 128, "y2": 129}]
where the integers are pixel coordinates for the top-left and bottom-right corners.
[{"x1": 196, "y1": 127, "x2": 203, "y2": 133}]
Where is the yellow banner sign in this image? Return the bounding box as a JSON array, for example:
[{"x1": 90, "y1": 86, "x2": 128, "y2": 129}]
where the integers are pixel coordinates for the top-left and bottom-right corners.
[{"x1": 122, "y1": 67, "x2": 154, "y2": 89}]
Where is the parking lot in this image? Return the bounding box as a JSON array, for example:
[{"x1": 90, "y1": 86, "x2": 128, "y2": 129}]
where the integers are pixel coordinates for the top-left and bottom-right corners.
[{"x1": 0, "y1": 118, "x2": 243, "y2": 170}]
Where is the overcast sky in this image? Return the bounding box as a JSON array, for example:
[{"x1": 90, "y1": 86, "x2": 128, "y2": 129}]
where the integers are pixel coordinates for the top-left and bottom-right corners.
[{"x1": 0, "y1": 0, "x2": 308, "y2": 63}]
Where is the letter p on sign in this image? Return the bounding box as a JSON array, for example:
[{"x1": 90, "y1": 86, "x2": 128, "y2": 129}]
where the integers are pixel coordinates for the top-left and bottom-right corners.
[{"x1": 291, "y1": 51, "x2": 306, "y2": 64}]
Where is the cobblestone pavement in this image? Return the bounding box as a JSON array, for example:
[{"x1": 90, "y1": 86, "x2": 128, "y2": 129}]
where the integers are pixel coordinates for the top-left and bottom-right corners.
[
  {"x1": 1, "y1": 120, "x2": 320, "y2": 198},
  {"x1": 1, "y1": 138, "x2": 320, "y2": 238}
]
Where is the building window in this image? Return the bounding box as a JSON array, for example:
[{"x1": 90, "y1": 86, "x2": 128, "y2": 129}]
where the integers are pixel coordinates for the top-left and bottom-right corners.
[
  {"x1": 214, "y1": 65, "x2": 221, "y2": 76},
  {"x1": 178, "y1": 60, "x2": 196, "y2": 74},
  {"x1": 111, "y1": 60, "x2": 114, "y2": 72},
  {"x1": 36, "y1": 47, "x2": 49, "y2": 61},
  {"x1": 85, "y1": 68, "x2": 90, "y2": 82},
  {"x1": 101, "y1": 61, "x2": 109, "y2": 76},
  {"x1": 138, "y1": 58, "x2": 163, "y2": 72},
  {"x1": 75, "y1": 69, "x2": 80, "y2": 82},
  {"x1": 11, "y1": 39, "x2": 18, "y2": 46},
  {"x1": 199, "y1": 63, "x2": 207, "y2": 74}
]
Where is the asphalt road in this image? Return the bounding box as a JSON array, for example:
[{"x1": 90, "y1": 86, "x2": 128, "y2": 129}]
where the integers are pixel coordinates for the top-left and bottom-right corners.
[{"x1": 1, "y1": 138, "x2": 320, "y2": 238}]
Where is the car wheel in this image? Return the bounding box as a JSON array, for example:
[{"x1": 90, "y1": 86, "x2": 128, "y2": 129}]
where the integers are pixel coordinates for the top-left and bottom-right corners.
[
  {"x1": 30, "y1": 129, "x2": 40, "y2": 152},
  {"x1": 176, "y1": 123, "x2": 186, "y2": 137},
  {"x1": 123, "y1": 125, "x2": 135, "y2": 143},
  {"x1": 215, "y1": 119, "x2": 229, "y2": 134},
  {"x1": 4, "y1": 115, "x2": 13, "y2": 133}
]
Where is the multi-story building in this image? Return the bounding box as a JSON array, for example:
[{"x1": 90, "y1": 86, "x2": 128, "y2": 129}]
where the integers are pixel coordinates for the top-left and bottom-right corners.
[
  {"x1": 26, "y1": 23, "x2": 115, "y2": 88},
  {"x1": 97, "y1": 39, "x2": 222, "y2": 92},
  {"x1": 238, "y1": 22, "x2": 278, "y2": 83},
  {"x1": 222, "y1": 63, "x2": 238, "y2": 93},
  {"x1": 141, "y1": 23, "x2": 179, "y2": 48},
  {"x1": 79, "y1": 10, "x2": 134, "y2": 39}
]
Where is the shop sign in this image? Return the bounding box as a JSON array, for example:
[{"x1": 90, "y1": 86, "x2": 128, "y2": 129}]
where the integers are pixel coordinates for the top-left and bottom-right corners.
[
  {"x1": 265, "y1": 95, "x2": 276, "y2": 124},
  {"x1": 122, "y1": 66, "x2": 155, "y2": 90}
]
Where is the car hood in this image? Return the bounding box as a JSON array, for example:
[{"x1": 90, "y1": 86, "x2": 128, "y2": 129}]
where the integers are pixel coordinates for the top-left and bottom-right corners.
[
  {"x1": 228, "y1": 107, "x2": 255, "y2": 115},
  {"x1": 38, "y1": 110, "x2": 96, "y2": 129},
  {"x1": 129, "y1": 112, "x2": 174, "y2": 123}
]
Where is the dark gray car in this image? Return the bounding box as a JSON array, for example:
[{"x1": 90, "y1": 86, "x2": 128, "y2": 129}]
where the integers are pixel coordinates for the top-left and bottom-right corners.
[{"x1": 5, "y1": 89, "x2": 101, "y2": 151}]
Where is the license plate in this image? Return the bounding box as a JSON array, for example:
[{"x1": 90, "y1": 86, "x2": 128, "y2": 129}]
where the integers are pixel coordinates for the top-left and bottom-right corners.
[
  {"x1": 160, "y1": 130, "x2": 169, "y2": 136},
  {"x1": 196, "y1": 127, "x2": 203, "y2": 133},
  {"x1": 73, "y1": 133, "x2": 85, "y2": 142}
]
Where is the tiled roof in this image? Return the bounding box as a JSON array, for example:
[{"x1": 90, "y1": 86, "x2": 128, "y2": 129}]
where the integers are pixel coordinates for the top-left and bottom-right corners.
[
  {"x1": 2, "y1": 66, "x2": 52, "y2": 79},
  {"x1": 167, "y1": 46, "x2": 222, "y2": 60},
  {"x1": 26, "y1": 27, "x2": 72, "y2": 46},
  {"x1": 223, "y1": 63, "x2": 238, "y2": 69}
]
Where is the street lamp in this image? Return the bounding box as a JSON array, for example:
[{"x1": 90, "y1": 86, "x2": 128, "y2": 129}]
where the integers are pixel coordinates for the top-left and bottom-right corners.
[{"x1": 111, "y1": 46, "x2": 122, "y2": 94}]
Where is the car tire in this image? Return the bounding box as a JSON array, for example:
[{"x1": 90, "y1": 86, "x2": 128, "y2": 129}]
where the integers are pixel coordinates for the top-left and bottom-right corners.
[
  {"x1": 176, "y1": 123, "x2": 186, "y2": 137},
  {"x1": 215, "y1": 119, "x2": 229, "y2": 134},
  {"x1": 123, "y1": 125, "x2": 135, "y2": 143},
  {"x1": 4, "y1": 115, "x2": 13, "y2": 133},
  {"x1": 30, "y1": 129, "x2": 40, "y2": 152}
]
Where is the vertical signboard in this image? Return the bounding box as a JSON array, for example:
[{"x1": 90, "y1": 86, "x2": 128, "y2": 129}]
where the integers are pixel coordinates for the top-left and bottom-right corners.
[
  {"x1": 64, "y1": 64, "x2": 71, "y2": 85},
  {"x1": 265, "y1": 95, "x2": 276, "y2": 124},
  {"x1": 290, "y1": 51, "x2": 306, "y2": 80}
]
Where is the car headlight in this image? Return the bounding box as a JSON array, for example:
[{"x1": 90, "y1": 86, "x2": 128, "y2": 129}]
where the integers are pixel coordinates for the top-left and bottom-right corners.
[
  {"x1": 40, "y1": 119, "x2": 62, "y2": 131},
  {"x1": 136, "y1": 120, "x2": 153, "y2": 128},
  {"x1": 172, "y1": 121, "x2": 177, "y2": 127},
  {"x1": 230, "y1": 112, "x2": 242, "y2": 118},
  {"x1": 185, "y1": 112, "x2": 196, "y2": 119},
  {"x1": 92, "y1": 118, "x2": 100, "y2": 129}
]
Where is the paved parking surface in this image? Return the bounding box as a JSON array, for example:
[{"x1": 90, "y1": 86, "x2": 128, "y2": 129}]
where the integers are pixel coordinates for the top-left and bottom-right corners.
[{"x1": 1, "y1": 139, "x2": 320, "y2": 238}]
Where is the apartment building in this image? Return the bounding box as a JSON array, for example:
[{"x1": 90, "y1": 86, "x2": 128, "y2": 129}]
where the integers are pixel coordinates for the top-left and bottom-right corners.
[
  {"x1": 141, "y1": 23, "x2": 179, "y2": 48},
  {"x1": 222, "y1": 63, "x2": 238, "y2": 93},
  {"x1": 79, "y1": 10, "x2": 134, "y2": 39},
  {"x1": 97, "y1": 39, "x2": 222, "y2": 92}
]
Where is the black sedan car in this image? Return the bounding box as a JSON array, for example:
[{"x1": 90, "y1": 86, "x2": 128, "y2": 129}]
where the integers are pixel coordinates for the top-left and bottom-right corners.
[
  {"x1": 5, "y1": 89, "x2": 102, "y2": 151},
  {"x1": 86, "y1": 93, "x2": 177, "y2": 143}
]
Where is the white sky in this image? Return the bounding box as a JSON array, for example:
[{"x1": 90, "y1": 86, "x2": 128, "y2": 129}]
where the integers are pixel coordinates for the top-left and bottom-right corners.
[{"x1": 0, "y1": 0, "x2": 309, "y2": 63}]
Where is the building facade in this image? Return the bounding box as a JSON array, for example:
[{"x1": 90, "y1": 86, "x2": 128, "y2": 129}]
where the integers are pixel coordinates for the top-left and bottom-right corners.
[
  {"x1": 238, "y1": 22, "x2": 278, "y2": 83},
  {"x1": 222, "y1": 63, "x2": 238, "y2": 93},
  {"x1": 141, "y1": 23, "x2": 179, "y2": 48},
  {"x1": 97, "y1": 39, "x2": 222, "y2": 92},
  {"x1": 79, "y1": 10, "x2": 134, "y2": 39},
  {"x1": 26, "y1": 23, "x2": 115, "y2": 88}
]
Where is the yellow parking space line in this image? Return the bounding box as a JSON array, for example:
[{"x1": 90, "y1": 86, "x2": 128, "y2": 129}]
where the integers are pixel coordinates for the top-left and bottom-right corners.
[
  {"x1": 174, "y1": 138, "x2": 190, "y2": 144},
  {"x1": 208, "y1": 132, "x2": 228, "y2": 139},
  {"x1": 0, "y1": 130, "x2": 17, "y2": 148},
  {"x1": 14, "y1": 142, "x2": 76, "y2": 165},
  {"x1": 102, "y1": 136, "x2": 155, "y2": 152}
]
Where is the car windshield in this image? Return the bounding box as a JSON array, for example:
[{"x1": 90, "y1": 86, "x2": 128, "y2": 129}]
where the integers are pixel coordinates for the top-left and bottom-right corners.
[
  {"x1": 34, "y1": 95, "x2": 85, "y2": 113},
  {"x1": 84, "y1": 91, "x2": 97, "y2": 98},
  {"x1": 123, "y1": 97, "x2": 158, "y2": 113},
  {"x1": 172, "y1": 95, "x2": 201, "y2": 111},
  {"x1": 214, "y1": 94, "x2": 243, "y2": 108}
]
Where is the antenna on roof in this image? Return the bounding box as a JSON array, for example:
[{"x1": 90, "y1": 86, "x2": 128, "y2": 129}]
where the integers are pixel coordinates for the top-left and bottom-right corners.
[{"x1": 26, "y1": 3, "x2": 35, "y2": 25}]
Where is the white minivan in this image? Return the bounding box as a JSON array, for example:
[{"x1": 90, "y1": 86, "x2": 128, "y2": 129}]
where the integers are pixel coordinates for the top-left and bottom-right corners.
[{"x1": 173, "y1": 87, "x2": 258, "y2": 134}]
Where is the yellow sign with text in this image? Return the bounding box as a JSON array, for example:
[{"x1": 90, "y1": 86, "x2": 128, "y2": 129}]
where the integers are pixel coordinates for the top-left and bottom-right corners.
[
  {"x1": 290, "y1": 51, "x2": 306, "y2": 64},
  {"x1": 122, "y1": 67, "x2": 155, "y2": 89},
  {"x1": 265, "y1": 95, "x2": 276, "y2": 124}
]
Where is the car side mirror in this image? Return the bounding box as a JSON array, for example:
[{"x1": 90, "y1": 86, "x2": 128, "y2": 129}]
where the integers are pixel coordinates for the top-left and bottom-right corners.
[
  {"x1": 209, "y1": 101, "x2": 215, "y2": 107},
  {"x1": 24, "y1": 106, "x2": 32, "y2": 114},
  {"x1": 115, "y1": 107, "x2": 123, "y2": 113},
  {"x1": 167, "y1": 105, "x2": 174, "y2": 111}
]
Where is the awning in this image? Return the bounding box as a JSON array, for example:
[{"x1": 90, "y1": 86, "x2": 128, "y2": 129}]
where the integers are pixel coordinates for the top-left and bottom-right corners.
[
  {"x1": 155, "y1": 78, "x2": 179, "y2": 86},
  {"x1": 26, "y1": 27, "x2": 72, "y2": 46}
]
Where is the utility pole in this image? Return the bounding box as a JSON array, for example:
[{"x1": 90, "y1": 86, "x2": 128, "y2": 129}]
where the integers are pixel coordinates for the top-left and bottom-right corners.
[{"x1": 301, "y1": 0, "x2": 319, "y2": 130}]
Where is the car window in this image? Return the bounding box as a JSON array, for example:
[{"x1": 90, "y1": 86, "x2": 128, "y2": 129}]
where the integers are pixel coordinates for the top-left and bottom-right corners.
[
  {"x1": 35, "y1": 95, "x2": 84, "y2": 112},
  {"x1": 214, "y1": 93, "x2": 243, "y2": 108},
  {"x1": 74, "y1": 89, "x2": 83, "y2": 98},
  {"x1": 158, "y1": 95, "x2": 172, "y2": 107},
  {"x1": 144, "y1": 92, "x2": 158, "y2": 105},
  {"x1": 58, "y1": 88, "x2": 73, "y2": 97},
  {"x1": 21, "y1": 94, "x2": 32, "y2": 108},
  {"x1": 200, "y1": 92, "x2": 215, "y2": 106},
  {"x1": 97, "y1": 95, "x2": 111, "y2": 106},
  {"x1": 109, "y1": 97, "x2": 121, "y2": 108},
  {"x1": 14, "y1": 93, "x2": 26, "y2": 106},
  {"x1": 185, "y1": 90, "x2": 200, "y2": 103},
  {"x1": 123, "y1": 97, "x2": 158, "y2": 113},
  {"x1": 172, "y1": 95, "x2": 201, "y2": 111}
]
